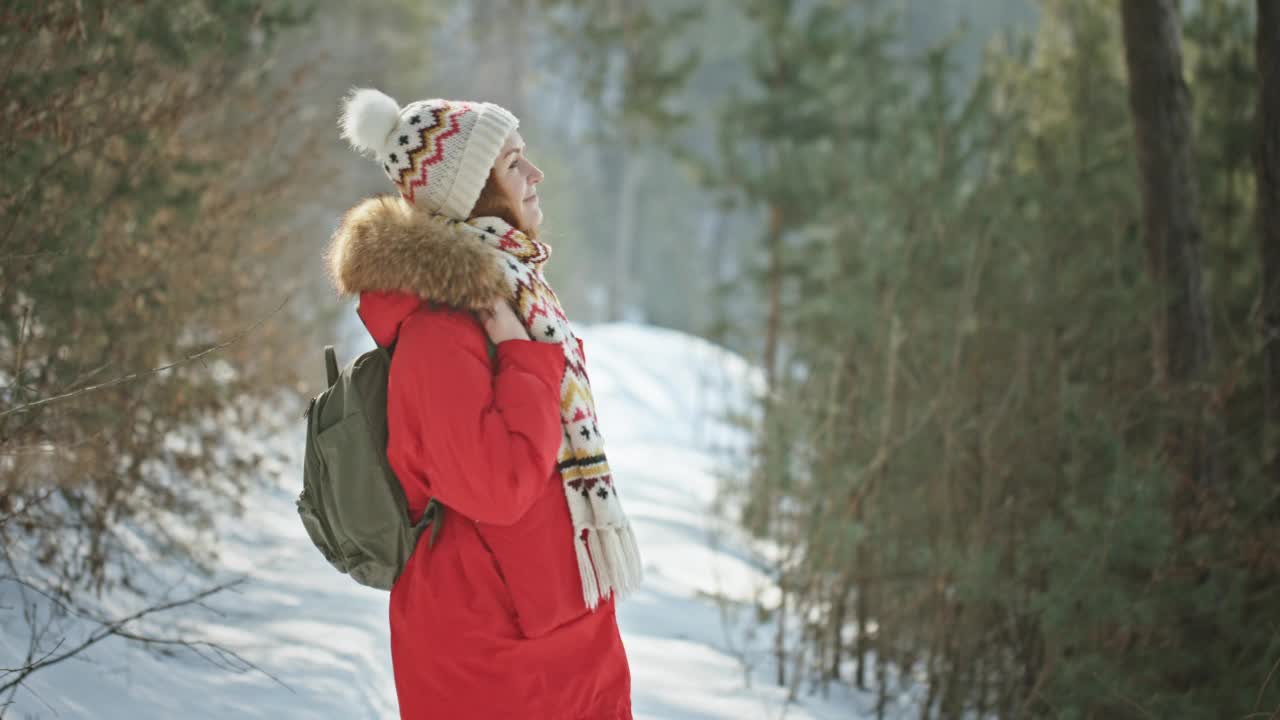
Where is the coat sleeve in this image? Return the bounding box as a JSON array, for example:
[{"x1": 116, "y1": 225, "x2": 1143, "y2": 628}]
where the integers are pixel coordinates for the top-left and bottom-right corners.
[{"x1": 393, "y1": 308, "x2": 567, "y2": 526}]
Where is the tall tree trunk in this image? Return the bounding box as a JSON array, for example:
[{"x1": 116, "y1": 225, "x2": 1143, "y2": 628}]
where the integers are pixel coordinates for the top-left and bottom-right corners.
[
  {"x1": 469, "y1": 0, "x2": 529, "y2": 118},
  {"x1": 854, "y1": 547, "x2": 870, "y2": 690},
  {"x1": 1258, "y1": 0, "x2": 1280, "y2": 483},
  {"x1": 609, "y1": 154, "x2": 645, "y2": 322},
  {"x1": 696, "y1": 207, "x2": 727, "y2": 336},
  {"x1": 606, "y1": 4, "x2": 650, "y2": 324},
  {"x1": 875, "y1": 649, "x2": 889, "y2": 720},
  {"x1": 775, "y1": 578, "x2": 788, "y2": 687},
  {"x1": 763, "y1": 202, "x2": 785, "y2": 391},
  {"x1": 828, "y1": 572, "x2": 850, "y2": 683},
  {"x1": 742, "y1": 201, "x2": 787, "y2": 536},
  {"x1": 1120, "y1": 0, "x2": 1216, "y2": 489},
  {"x1": 920, "y1": 644, "x2": 939, "y2": 720},
  {"x1": 974, "y1": 652, "x2": 989, "y2": 720}
]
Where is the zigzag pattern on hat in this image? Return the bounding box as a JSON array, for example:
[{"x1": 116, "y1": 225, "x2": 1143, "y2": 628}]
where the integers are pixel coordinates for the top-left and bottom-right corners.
[{"x1": 385, "y1": 102, "x2": 474, "y2": 205}]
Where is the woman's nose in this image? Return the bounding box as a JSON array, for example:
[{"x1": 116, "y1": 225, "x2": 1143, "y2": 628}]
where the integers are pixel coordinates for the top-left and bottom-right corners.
[{"x1": 529, "y1": 163, "x2": 545, "y2": 185}]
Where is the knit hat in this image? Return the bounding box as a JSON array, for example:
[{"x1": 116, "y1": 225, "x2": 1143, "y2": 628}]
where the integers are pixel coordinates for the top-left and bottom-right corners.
[{"x1": 340, "y1": 88, "x2": 519, "y2": 220}]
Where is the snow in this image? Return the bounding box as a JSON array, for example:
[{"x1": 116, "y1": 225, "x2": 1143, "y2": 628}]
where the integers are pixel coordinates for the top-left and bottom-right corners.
[{"x1": 1, "y1": 322, "x2": 877, "y2": 719}]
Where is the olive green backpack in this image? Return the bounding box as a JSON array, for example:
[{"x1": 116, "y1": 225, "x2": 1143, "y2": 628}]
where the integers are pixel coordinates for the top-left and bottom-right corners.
[{"x1": 297, "y1": 344, "x2": 444, "y2": 590}]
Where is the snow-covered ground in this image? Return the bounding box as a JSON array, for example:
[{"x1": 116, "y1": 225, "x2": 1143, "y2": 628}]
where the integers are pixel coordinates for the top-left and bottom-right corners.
[{"x1": 1, "y1": 323, "x2": 870, "y2": 719}]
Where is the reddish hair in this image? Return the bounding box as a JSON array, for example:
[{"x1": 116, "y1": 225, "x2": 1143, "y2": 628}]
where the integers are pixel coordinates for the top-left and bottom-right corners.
[{"x1": 469, "y1": 169, "x2": 539, "y2": 239}]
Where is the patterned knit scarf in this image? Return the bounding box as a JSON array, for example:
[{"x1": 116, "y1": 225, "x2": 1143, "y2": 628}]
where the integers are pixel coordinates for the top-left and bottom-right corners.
[{"x1": 459, "y1": 215, "x2": 644, "y2": 610}]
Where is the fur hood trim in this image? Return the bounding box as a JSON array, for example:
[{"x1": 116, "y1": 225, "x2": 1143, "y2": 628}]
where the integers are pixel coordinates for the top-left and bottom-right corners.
[{"x1": 325, "y1": 196, "x2": 508, "y2": 311}]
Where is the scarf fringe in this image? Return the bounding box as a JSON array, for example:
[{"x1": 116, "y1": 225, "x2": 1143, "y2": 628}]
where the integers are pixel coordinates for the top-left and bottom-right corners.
[
  {"x1": 586, "y1": 527, "x2": 612, "y2": 601},
  {"x1": 619, "y1": 523, "x2": 644, "y2": 589},
  {"x1": 577, "y1": 524, "x2": 645, "y2": 610},
  {"x1": 575, "y1": 535, "x2": 602, "y2": 610}
]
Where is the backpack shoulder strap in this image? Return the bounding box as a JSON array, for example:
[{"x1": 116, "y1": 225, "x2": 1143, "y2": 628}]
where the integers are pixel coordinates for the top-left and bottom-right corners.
[{"x1": 324, "y1": 345, "x2": 339, "y2": 386}]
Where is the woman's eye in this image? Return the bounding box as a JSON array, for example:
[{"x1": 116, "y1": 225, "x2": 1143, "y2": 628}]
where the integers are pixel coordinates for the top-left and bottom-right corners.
[{"x1": 509, "y1": 160, "x2": 519, "y2": 169}]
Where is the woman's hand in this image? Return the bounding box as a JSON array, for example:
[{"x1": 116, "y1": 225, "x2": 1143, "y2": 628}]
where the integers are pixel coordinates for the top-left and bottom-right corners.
[{"x1": 478, "y1": 299, "x2": 530, "y2": 344}]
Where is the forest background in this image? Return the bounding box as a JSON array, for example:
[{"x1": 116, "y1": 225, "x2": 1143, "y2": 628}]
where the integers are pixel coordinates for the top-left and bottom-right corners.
[{"x1": 3, "y1": 1, "x2": 1279, "y2": 718}]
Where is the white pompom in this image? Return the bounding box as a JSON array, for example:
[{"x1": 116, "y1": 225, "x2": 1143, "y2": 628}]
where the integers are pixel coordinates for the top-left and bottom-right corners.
[{"x1": 340, "y1": 88, "x2": 401, "y2": 156}]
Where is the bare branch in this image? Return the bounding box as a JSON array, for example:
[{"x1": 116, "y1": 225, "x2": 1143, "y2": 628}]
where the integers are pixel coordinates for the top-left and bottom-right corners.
[
  {"x1": 0, "y1": 295, "x2": 292, "y2": 420},
  {"x1": 109, "y1": 629, "x2": 292, "y2": 693},
  {"x1": 0, "y1": 577, "x2": 251, "y2": 695},
  {"x1": 0, "y1": 489, "x2": 58, "y2": 531}
]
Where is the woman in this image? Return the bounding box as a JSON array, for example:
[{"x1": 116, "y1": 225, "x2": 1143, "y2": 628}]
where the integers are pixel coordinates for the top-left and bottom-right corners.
[{"x1": 326, "y1": 89, "x2": 643, "y2": 719}]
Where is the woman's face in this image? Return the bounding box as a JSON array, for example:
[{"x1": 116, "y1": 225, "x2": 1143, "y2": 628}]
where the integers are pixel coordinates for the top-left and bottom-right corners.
[{"x1": 491, "y1": 130, "x2": 545, "y2": 230}]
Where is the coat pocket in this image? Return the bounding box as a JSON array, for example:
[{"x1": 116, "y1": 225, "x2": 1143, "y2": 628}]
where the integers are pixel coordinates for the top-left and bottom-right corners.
[
  {"x1": 465, "y1": 523, "x2": 523, "y2": 633},
  {"x1": 473, "y1": 479, "x2": 590, "y2": 638}
]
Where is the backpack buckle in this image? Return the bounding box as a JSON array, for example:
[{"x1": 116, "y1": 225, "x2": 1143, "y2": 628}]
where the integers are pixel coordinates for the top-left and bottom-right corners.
[{"x1": 416, "y1": 498, "x2": 445, "y2": 548}]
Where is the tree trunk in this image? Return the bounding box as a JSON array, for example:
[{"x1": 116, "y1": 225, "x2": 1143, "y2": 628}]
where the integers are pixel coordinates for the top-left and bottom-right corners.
[
  {"x1": 763, "y1": 202, "x2": 785, "y2": 391},
  {"x1": 609, "y1": 154, "x2": 645, "y2": 322},
  {"x1": 828, "y1": 573, "x2": 850, "y2": 683},
  {"x1": 1119, "y1": 0, "x2": 1216, "y2": 489},
  {"x1": 920, "y1": 647, "x2": 938, "y2": 720},
  {"x1": 855, "y1": 555, "x2": 869, "y2": 690},
  {"x1": 775, "y1": 579, "x2": 787, "y2": 687},
  {"x1": 1258, "y1": 0, "x2": 1280, "y2": 482},
  {"x1": 875, "y1": 649, "x2": 889, "y2": 720},
  {"x1": 469, "y1": 0, "x2": 529, "y2": 118},
  {"x1": 742, "y1": 202, "x2": 787, "y2": 536},
  {"x1": 696, "y1": 207, "x2": 727, "y2": 336}
]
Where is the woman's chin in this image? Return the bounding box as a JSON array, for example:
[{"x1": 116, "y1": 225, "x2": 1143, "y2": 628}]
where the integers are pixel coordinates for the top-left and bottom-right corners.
[{"x1": 523, "y1": 203, "x2": 543, "y2": 231}]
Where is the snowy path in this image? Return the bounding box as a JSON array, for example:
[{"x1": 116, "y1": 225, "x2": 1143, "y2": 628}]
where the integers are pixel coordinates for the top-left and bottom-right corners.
[{"x1": 2, "y1": 323, "x2": 860, "y2": 719}]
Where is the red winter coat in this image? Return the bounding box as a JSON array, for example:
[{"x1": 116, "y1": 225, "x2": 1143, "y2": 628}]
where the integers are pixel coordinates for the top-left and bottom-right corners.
[{"x1": 329, "y1": 197, "x2": 632, "y2": 720}]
